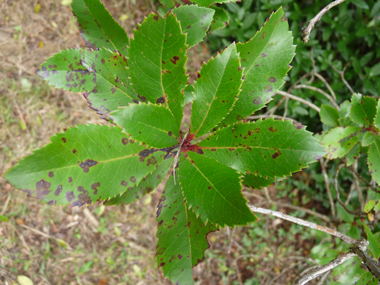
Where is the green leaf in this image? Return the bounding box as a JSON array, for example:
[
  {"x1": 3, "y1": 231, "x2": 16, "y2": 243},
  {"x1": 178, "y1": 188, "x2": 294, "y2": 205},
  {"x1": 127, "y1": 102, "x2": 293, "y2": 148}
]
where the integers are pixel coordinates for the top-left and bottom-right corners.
[
  {"x1": 209, "y1": 6, "x2": 229, "y2": 32},
  {"x1": 351, "y1": 0, "x2": 369, "y2": 9},
  {"x1": 173, "y1": 5, "x2": 214, "y2": 48},
  {"x1": 368, "y1": 136, "x2": 380, "y2": 185},
  {"x1": 36, "y1": 49, "x2": 95, "y2": 92},
  {"x1": 321, "y1": 127, "x2": 361, "y2": 160},
  {"x1": 221, "y1": 8, "x2": 295, "y2": 126},
  {"x1": 198, "y1": 119, "x2": 325, "y2": 179},
  {"x1": 179, "y1": 152, "x2": 257, "y2": 227},
  {"x1": 369, "y1": 62, "x2": 380, "y2": 77},
  {"x1": 159, "y1": 0, "x2": 175, "y2": 8},
  {"x1": 190, "y1": 0, "x2": 237, "y2": 6},
  {"x1": 81, "y1": 48, "x2": 139, "y2": 118},
  {"x1": 330, "y1": 257, "x2": 365, "y2": 285},
  {"x1": 129, "y1": 13, "x2": 188, "y2": 128},
  {"x1": 362, "y1": 221, "x2": 380, "y2": 259},
  {"x1": 345, "y1": 143, "x2": 360, "y2": 166},
  {"x1": 71, "y1": 0, "x2": 129, "y2": 57},
  {"x1": 110, "y1": 103, "x2": 180, "y2": 148},
  {"x1": 156, "y1": 174, "x2": 218, "y2": 285},
  {"x1": 242, "y1": 173, "x2": 276, "y2": 189},
  {"x1": 190, "y1": 44, "x2": 243, "y2": 138},
  {"x1": 364, "y1": 200, "x2": 376, "y2": 213},
  {"x1": 356, "y1": 272, "x2": 378, "y2": 285},
  {"x1": 374, "y1": 100, "x2": 380, "y2": 129},
  {"x1": 184, "y1": 84, "x2": 194, "y2": 104},
  {"x1": 320, "y1": 105, "x2": 340, "y2": 127},
  {"x1": 362, "y1": 132, "x2": 375, "y2": 147},
  {"x1": 105, "y1": 157, "x2": 173, "y2": 205},
  {"x1": 4, "y1": 125, "x2": 167, "y2": 206},
  {"x1": 350, "y1": 93, "x2": 377, "y2": 127}
]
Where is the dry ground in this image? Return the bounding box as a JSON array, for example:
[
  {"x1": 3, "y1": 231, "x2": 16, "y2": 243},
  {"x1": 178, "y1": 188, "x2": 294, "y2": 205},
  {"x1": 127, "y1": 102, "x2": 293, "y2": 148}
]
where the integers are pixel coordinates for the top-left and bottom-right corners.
[{"x1": 0, "y1": 1, "x2": 321, "y2": 284}]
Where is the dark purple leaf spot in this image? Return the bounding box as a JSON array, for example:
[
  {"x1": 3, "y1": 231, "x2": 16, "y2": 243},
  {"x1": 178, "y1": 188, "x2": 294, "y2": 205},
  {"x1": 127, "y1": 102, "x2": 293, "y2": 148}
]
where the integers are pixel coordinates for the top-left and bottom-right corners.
[
  {"x1": 121, "y1": 180, "x2": 128, "y2": 186},
  {"x1": 178, "y1": 254, "x2": 182, "y2": 259},
  {"x1": 253, "y1": 97, "x2": 262, "y2": 105},
  {"x1": 66, "y1": 191, "x2": 75, "y2": 202},
  {"x1": 147, "y1": 156, "x2": 157, "y2": 166},
  {"x1": 268, "y1": 77, "x2": 276, "y2": 83},
  {"x1": 130, "y1": 176, "x2": 136, "y2": 183},
  {"x1": 91, "y1": 182, "x2": 100, "y2": 195},
  {"x1": 79, "y1": 159, "x2": 98, "y2": 173},
  {"x1": 268, "y1": 127, "x2": 277, "y2": 133},
  {"x1": 72, "y1": 149, "x2": 77, "y2": 154},
  {"x1": 264, "y1": 85, "x2": 273, "y2": 93},
  {"x1": 122, "y1": 137, "x2": 129, "y2": 145},
  {"x1": 261, "y1": 53, "x2": 267, "y2": 57},
  {"x1": 154, "y1": 16, "x2": 159, "y2": 21},
  {"x1": 156, "y1": 97, "x2": 165, "y2": 103},
  {"x1": 101, "y1": 58, "x2": 105, "y2": 64},
  {"x1": 54, "y1": 185, "x2": 63, "y2": 196},
  {"x1": 186, "y1": 25, "x2": 191, "y2": 29},
  {"x1": 168, "y1": 131, "x2": 172, "y2": 136},
  {"x1": 272, "y1": 152, "x2": 281, "y2": 159},
  {"x1": 170, "y1": 56, "x2": 180, "y2": 65},
  {"x1": 68, "y1": 177, "x2": 73, "y2": 183},
  {"x1": 62, "y1": 138, "x2": 66, "y2": 143},
  {"x1": 158, "y1": 220, "x2": 163, "y2": 226},
  {"x1": 196, "y1": 149, "x2": 204, "y2": 155},
  {"x1": 261, "y1": 31, "x2": 267, "y2": 39},
  {"x1": 133, "y1": 99, "x2": 139, "y2": 104},
  {"x1": 137, "y1": 94, "x2": 146, "y2": 102},
  {"x1": 36, "y1": 179, "x2": 51, "y2": 199},
  {"x1": 48, "y1": 171, "x2": 54, "y2": 177}
]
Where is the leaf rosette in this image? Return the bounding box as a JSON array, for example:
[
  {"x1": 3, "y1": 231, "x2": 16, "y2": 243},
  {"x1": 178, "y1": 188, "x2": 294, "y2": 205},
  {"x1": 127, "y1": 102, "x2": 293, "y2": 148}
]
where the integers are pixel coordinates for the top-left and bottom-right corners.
[{"x1": 5, "y1": 2, "x2": 326, "y2": 284}]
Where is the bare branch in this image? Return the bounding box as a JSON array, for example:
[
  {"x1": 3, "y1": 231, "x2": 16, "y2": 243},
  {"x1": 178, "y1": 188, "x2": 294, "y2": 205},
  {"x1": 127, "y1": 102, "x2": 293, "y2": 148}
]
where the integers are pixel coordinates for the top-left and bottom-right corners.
[
  {"x1": 173, "y1": 132, "x2": 187, "y2": 184},
  {"x1": 247, "y1": 114, "x2": 299, "y2": 123},
  {"x1": 302, "y1": 0, "x2": 346, "y2": 44},
  {"x1": 293, "y1": 84, "x2": 339, "y2": 109},
  {"x1": 297, "y1": 252, "x2": 356, "y2": 285},
  {"x1": 248, "y1": 204, "x2": 364, "y2": 247},
  {"x1": 332, "y1": 63, "x2": 355, "y2": 94},
  {"x1": 320, "y1": 159, "x2": 336, "y2": 217},
  {"x1": 334, "y1": 163, "x2": 366, "y2": 217},
  {"x1": 314, "y1": 73, "x2": 336, "y2": 101},
  {"x1": 351, "y1": 246, "x2": 380, "y2": 280},
  {"x1": 275, "y1": 90, "x2": 321, "y2": 112}
]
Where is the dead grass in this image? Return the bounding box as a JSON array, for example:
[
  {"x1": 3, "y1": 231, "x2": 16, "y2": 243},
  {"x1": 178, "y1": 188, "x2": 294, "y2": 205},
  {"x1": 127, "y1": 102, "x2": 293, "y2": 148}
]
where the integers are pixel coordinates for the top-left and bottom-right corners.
[{"x1": 0, "y1": 1, "x2": 319, "y2": 284}]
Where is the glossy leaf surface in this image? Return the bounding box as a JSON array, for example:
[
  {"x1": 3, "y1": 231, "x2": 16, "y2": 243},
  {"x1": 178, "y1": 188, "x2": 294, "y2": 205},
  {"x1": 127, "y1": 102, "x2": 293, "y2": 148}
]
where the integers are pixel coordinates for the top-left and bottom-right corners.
[
  {"x1": 375, "y1": 100, "x2": 380, "y2": 129},
  {"x1": 110, "y1": 103, "x2": 180, "y2": 148},
  {"x1": 105, "y1": 157, "x2": 173, "y2": 205},
  {"x1": 72, "y1": 0, "x2": 129, "y2": 57},
  {"x1": 362, "y1": 132, "x2": 375, "y2": 146},
  {"x1": 321, "y1": 127, "x2": 362, "y2": 159},
  {"x1": 350, "y1": 93, "x2": 377, "y2": 127},
  {"x1": 320, "y1": 105, "x2": 339, "y2": 127},
  {"x1": 173, "y1": 5, "x2": 214, "y2": 48},
  {"x1": 221, "y1": 8, "x2": 295, "y2": 125},
  {"x1": 129, "y1": 13, "x2": 187, "y2": 128},
  {"x1": 190, "y1": 0, "x2": 237, "y2": 6},
  {"x1": 190, "y1": 44, "x2": 243, "y2": 137},
  {"x1": 179, "y1": 152, "x2": 257, "y2": 227},
  {"x1": 199, "y1": 119, "x2": 325, "y2": 179},
  {"x1": 356, "y1": 272, "x2": 377, "y2": 285},
  {"x1": 156, "y1": 175, "x2": 218, "y2": 284},
  {"x1": 36, "y1": 49, "x2": 94, "y2": 92},
  {"x1": 368, "y1": 136, "x2": 380, "y2": 184},
  {"x1": 81, "y1": 48, "x2": 139, "y2": 118},
  {"x1": 4, "y1": 125, "x2": 167, "y2": 206}
]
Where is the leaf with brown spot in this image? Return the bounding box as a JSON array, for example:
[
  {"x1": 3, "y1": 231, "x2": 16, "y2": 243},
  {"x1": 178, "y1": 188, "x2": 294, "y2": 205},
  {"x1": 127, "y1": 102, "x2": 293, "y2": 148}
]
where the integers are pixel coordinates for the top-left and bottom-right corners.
[
  {"x1": 4, "y1": 125, "x2": 166, "y2": 206},
  {"x1": 105, "y1": 157, "x2": 172, "y2": 205},
  {"x1": 81, "y1": 48, "x2": 139, "y2": 119},
  {"x1": 172, "y1": 5, "x2": 214, "y2": 47},
  {"x1": 71, "y1": 0, "x2": 129, "y2": 57},
  {"x1": 156, "y1": 174, "x2": 218, "y2": 285},
  {"x1": 209, "y1": 6, "x2": 229, "y2": 32},
  {"x1": 129, "y1": 13, "x2": 188, "y2": 128},
  {"x1": 198, "y1": 118, "x2": 325, "y2": 179},
  {"x1": 110, "y1": 103, "x2": 180, "y2": 148},
  {"x1": 36, "y1": 49, "x2": 95, "y2": 92},
  {"x1": 368, "y1": 136, "x2": 380, "y2": 185},
  {"x1": 221, "y1": 8, "x2": 295, "y2": 125}
]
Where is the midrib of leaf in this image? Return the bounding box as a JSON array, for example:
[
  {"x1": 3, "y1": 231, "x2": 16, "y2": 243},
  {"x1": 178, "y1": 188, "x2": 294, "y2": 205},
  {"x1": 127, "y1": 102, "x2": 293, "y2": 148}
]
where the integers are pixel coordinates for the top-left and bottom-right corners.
[
  {"x1": 132, "y1": 118, "x2": 179, "y2": 138},
  {"x1": 183, "y1": 155, "x2": 248, "y2": 218},
  {"x1": 193, "y1": 66, "x2": 225, "y2": 137},
  {"x1": 183, "y1": 200, "x2": 193, "y2": 264},
  {"x1": 159, "y1": 19, "x2": 169, "y2": 108},
  {"x1": 242, "y1": 25, "x2": 275, "y2": 75}
]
